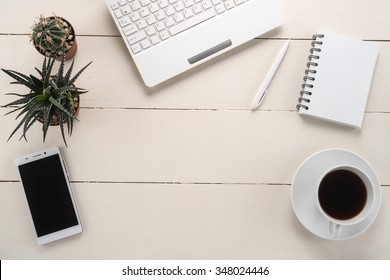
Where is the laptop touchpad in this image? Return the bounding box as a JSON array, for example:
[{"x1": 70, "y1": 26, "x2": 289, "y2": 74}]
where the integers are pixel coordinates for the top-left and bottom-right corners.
[{"x1": 188, "y1": 40, "x2": 232, "y2": 64}]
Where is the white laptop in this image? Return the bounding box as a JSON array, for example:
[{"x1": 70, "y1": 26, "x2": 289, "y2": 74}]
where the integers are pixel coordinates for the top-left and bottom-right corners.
[{"x1": 106, "y1": 0, "x2": 283, "y2": 87}]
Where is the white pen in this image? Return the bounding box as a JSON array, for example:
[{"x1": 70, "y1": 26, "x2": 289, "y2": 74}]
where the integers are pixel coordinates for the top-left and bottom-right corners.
[{"x1": 251, "y1": 40, "x2": 290, "y2": 110}]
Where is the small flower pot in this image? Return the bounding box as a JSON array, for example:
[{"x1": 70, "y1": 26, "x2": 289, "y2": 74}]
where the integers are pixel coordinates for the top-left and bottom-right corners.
[
  {"x1": 37, "y1": 95, "x2": 80, "y2": 126},
  {"x1": 32, "y1": 16, "x2": 78, "y2": 61}
]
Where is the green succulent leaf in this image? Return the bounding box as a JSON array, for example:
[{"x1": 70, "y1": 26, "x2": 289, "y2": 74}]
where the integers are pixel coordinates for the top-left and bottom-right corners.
[
  {"x1": 1, "y1": 69, "x2": 39, "y2": 92},
  {"x1": 42, "y1": 103, "x2": 54, "y2": 142},
  {"x1": 63, "y1": 58, "x2": 74, "y2": 85},
  {"x1": 30, "y1": 74, "x2": 43, "y2": 89},
  {"x1": 34, "y1": 67, "x2": 42, "y2": 77},
  {"x1": 14, "y1": 101, "x2": 38, "y2": 120},
  {"x1": 56, "y1": 51, "x2": 66, "y2": 85},
  {"x1": 41, "y1": 56, "x2": 47, "y2": 78},
  {"x1": 55, "y1": 106, "x2": 68, "y2": 147},
  {"x1": 7, "y1": 100, "x2": 44, "y2": 142},
  {"x1": 49, "y1": 95, "x2": 72, "y2": 118},
  {"x1": 4, "y1": 105, "x2": 26, "y2": 117},
  {"x1": 69, "y1": 61, "x2": 93, "y2": 85},
  {"x1": 4, "y1": 95, "x2": 35, "y2": 107},
  {"x1": 43, "y1": 56, "x2": 55, "y2": 88},
  {"x1": 22, "y1": 113, "x2": 40, "y2": 142}
]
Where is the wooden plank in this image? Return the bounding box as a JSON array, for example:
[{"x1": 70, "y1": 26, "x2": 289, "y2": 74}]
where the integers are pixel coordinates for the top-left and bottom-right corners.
[
  {"x1": 1, "y1": 36, "x2": 389, "y2": 112},
  {"x1": 0, "y1": 0, "x2": 113, "y2": 35},
  {"x1": 277, "y1": 0, "x2": 390, "y2": 40},
  {"x1": 1, "y1": 182, "x2": 389, "y2": 259},
  {"x1": 1, "y1": 0, "x2": 389, "y2": 40},
  {"x1": 1, "y1": 109, "x2": 389, "y2": 185}
]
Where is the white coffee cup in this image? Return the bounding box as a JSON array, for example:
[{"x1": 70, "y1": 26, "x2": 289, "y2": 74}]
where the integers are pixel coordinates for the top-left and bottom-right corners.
[{"x1": 315, "y1": 165, "x2": 375, "y2": 240}]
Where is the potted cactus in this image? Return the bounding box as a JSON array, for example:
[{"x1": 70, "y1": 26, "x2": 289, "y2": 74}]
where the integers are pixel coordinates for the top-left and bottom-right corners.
[
  {"x1": 1, "y1": 53, "x2": 92, "y2": 146},
  {"x1": 31, "y1": 15, "x2": 78, "y2": 60}
]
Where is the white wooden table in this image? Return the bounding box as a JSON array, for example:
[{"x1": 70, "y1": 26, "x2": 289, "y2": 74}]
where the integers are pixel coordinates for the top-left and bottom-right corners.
[{"x1": 1, "y1": 0, "x2": 389, "y2": 259}]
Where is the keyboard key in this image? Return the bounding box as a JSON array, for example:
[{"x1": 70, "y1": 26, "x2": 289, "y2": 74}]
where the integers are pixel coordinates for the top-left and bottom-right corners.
[
  {"x1": 155, "y1": 10, "x2": 166, "y2": 20},
  {"x1": 130, "y1": 11, "x2": 141, "y2": 21},
  {"x1": 119, "y1": 16, "x2": 132, "y2": 27},
  {"x1": 174, "y1": 12, "x2": 185, "y2": 22},
  {"x1": 201, "y1": 0, "x2": 213, "y2": 9},
  {"x1": 114, "y1": 9, "x2": 123, "y2": 18},
  {"x1": 169, "y1": 8, "x2": 216, "y2": 36},
  {"x1": 215, "y1": 3, "x2": 225, "y2": 13},
  {"x1": 140, "y1": 7, "x2": 150, "y2": 17},
  {"x1": 174, "y1": 1, "x2": 185, "y2": 11},
  {"x1": 146, "y1": 14, "x2": 157, "y2": 25},
  {"x1": 131, "y1": 43, "x2": 142, "y2": 54},
  {"x1": 165, "y1": 6, "x2": 176, "y2": 16},
  {"x1": 158, "y1": 0, "x2": 169, "y2": 8},
  {"x1": 149, "y1": 3, "x2": 159, "y2": 13},
  {"x1": 123, "y1": 24, "x2": 138, "y2": 35},
  {"x1": 146, "y1": 26, "x2": 157, "y2": 35},
  {"x1": 165, "y1": 17, "x2": 176, "y2": 27},
  {"x1": 141, "y1": 38, "x2": 152, "y2": 49},
  {"x1": 224, "y1": 0, "x2": 235, "y2": 9},
  {"x1": 130, "y1": 0, "x2": 142, "y2": 10},
  {"x1": 136, "y1": 18, "x2": 148, "y2": 29},
  {"x1": 150, "y1": 34, "x2": 161, "y2": 44},
  {"x1": 160, "y1": 30, "x2": 170, "y2": 40},
  {"x1": 184, "y1": 0, "x2": 194, "y2": 7},
  {"x1": 183, "y1": 8, "x2": 194, "y2": 18},
  {"x1": 111, "y1": 2, "x2": 120, "y2": 9},
  {"x1": 128, "y1": 30, "x2": 147, "y2": 44},
  {"x1": 156, "y1": 21, "x2": 166, "y2": 31},
  {"x1": 192, "y1": 3, "x2": 203, "y2": 14},
  {"x1": 140, "y1": 0, "x2": 151, "y2": 6},
  {"x1": 121, "y1": 5, "x2": 132, "y2": 15},
  {"x1": 234, "y1": 0, "x2": 246, "y2": 4}
]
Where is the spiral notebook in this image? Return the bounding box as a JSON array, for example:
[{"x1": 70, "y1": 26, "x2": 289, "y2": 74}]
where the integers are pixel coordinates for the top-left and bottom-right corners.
[{"x1": 296, "y1": 32, "x2": 378, "y2": 128}]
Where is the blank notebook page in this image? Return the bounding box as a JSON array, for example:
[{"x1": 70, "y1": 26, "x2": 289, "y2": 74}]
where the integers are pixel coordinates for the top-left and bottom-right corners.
[{"x1": 298, "y1": 32, "x2": 378, "y2": 128}]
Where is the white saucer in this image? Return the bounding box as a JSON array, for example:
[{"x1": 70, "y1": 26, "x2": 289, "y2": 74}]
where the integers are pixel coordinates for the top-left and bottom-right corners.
[{"x1": 291, "y1": 149, "x2": 381, "y2": 240}]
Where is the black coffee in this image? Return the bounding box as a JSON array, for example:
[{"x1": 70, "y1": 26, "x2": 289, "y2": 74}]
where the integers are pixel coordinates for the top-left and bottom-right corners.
[{"x1": 318, "y1": 169, "x2": 367, "y2": 220}]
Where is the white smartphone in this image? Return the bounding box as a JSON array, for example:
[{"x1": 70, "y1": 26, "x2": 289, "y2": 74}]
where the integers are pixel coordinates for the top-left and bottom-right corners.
[{"x1": 16, "y1": 146, "x2": 82, "y2": 245}]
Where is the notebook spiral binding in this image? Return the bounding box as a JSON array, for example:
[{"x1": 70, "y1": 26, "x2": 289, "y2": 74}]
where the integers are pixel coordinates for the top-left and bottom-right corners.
[{"x1": 296, "y1": 34, "x2": 325, "y2": 110}]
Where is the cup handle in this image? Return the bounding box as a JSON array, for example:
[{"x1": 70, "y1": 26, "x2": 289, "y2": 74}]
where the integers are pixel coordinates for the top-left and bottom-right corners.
[{"x1": 329, "y1": 222, "x2": 342, "y2": 239}]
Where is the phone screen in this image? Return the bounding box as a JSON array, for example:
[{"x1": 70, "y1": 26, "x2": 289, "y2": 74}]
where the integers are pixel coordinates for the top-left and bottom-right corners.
[{"x1": 18, "y1": 154, "x2": 79, "y2": 237}]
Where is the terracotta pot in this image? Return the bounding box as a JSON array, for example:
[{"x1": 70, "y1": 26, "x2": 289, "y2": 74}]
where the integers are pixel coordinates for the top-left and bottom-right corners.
[
  {"x1": 37, "y1": 95, "x2": 80, "y2": 126},
  {"x1": 33, "y1": 16, "x2": 78, "y2": 61},
  {"x1": 59, "y1": 37, "x2": 78, "y2": 61}
]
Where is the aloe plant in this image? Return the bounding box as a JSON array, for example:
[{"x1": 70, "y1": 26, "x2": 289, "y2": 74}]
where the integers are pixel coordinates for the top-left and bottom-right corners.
[
  {"x1": 31, "y1": 15, "x2": 75, "y2": 57},
  {"x1": 2, "y1": 53, "x2": 92, "y2": 146}
]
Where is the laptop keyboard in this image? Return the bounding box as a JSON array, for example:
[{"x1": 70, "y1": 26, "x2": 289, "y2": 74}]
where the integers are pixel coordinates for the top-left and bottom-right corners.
[{"x1": 108, "y1": 0, "x2": 247, "y2": 55}]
